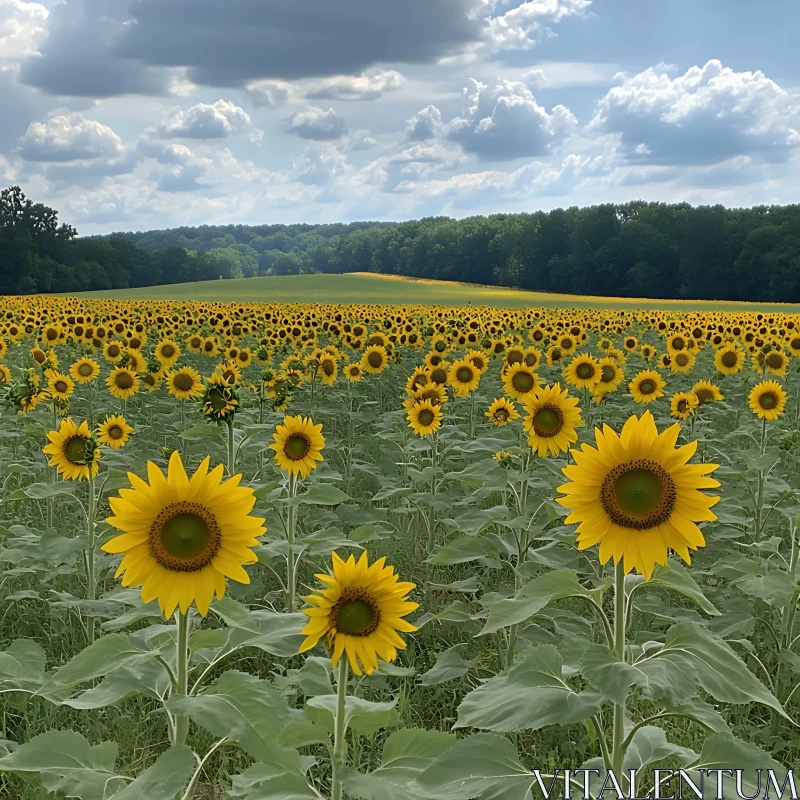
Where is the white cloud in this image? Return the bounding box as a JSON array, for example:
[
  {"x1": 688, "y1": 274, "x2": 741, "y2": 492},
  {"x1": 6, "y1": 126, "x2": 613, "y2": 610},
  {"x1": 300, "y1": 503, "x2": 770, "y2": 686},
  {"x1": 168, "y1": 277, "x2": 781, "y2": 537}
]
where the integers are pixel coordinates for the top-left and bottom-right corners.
[
  {"x1": 448, "y1": 78, "x2": 577, "y2": 160},
  {"x1": 291, "y1": 146, "x2": 348, "y2": 187},
  {"x1": 405, "y1": 105, "x2": 444, "y2": 143},
  {"x1": 590, "y1": 60, "x2": 800, "y2": 165},
  {"x1": 285, "y1": 106, "x2": 348, "y2": 141},
  {"x1": 158, "y1": 99, "x2": 253, "y2": 139},
  {"x1": 480, "y1": 0, "x2": 592, "y2": 52},
  {"x1": 18, "y1": 114, "x2": 123, "y2": 161},
  {"x1": 306, "y1": 69, "x2": 407, "y2": 102},
  {"x1": 245, "y1": 79, "x2": 295, "y2": 108},
  {"x1": 0, "y1": 0, "x2": 48, "y2": 64}
]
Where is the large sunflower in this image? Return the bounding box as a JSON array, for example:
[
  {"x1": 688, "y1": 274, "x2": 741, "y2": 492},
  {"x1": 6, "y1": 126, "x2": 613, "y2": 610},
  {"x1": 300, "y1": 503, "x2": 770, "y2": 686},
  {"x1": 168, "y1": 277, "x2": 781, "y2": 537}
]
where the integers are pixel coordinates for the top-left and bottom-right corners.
[
  {"x1": 70, "y1": 357, "x2": 101, "y2": 385},
  {"x1": 448, "y1": 359, "x2": 480, "y2": 397},
  {"x1": 629, "y1": 370, "x2": 665, "y2": 404},
  {"x1": 102, "y1": 451, "x2": 264, "y2": 617},
  {"x1": 557, "y1": 411, "x2": 720, "y2": 579},
  {"x1": 485, "y1": 397, "x2": 520, "y2": 427},
  {"x1": 97, "y1": 415, "x2": 134, "y2": 449},
  {"x1": 714, "y1": 346, "x2": 745, "y2": 376},
  {"x1": 361, "y1": 345, "x2": 389, "y2": 374},
  {"x1": 43, "y1": 417, "x2": 101, "y2": 481},
  {"x1": 764, "y1": 349, "x2": 789, "y2": 377},
  {"x1": 522, "y1": 383, "x2": 583, "y2": 458},
  {"x1": 46, "y1": 370, "x2": 74, "y2": 401},
  {"x1": 154, "y1": 338, "x2": 181, "y2": 368},
  {"x1": 503, "y1": 362, "x2": 539, "y2": 401},
  {"x1": 407, "y1": 398, "x2": 443, "y2": 437},
  {"x1": 563, "y1": 354, "x2": 601, "y2": 390},
  {"x1": 106, "y1": 367, "x2": 140, "y2": 400},
  {"x1": 299, "y1": 551, "x2": 418, "y2": 676},
  {"x1": 166, "y1": 366, "x2": 204, "y2": 400},
  {"x1": 270, "y1": 415, "x2": 326, "y2": 478},
  {"x1": 749, "y1": 380, "x2": 787, "y2": 421}
]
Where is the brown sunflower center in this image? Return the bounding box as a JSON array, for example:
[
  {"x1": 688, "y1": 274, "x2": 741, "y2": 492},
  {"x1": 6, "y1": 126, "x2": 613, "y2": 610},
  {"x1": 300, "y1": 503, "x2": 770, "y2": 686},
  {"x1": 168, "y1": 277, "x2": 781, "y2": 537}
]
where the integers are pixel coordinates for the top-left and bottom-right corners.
[
  {"x1": 64, "y1": 436, "x2": 88, "y2": 464},
  {"x1": 759, "y1": 392, "x2": 777, "y2": 409},
  {"x1": 512, "y1": 370, "x2": 535, "y2": 393},
  {"x1": 108, "y1": 345, "x2": 121, "y2": 358},
  {"x1": 576, "y1": 363, "x2": 595, "y2": 380},
  {"x1": 161, "y1": 344, "x2": 175, "y2": 358},
  {"x1": 45, "y1": 328, "x2": 58, "y2": 341},
  {"x1": 367, "y1": 351, "x2": 383, "y2": 368},
  {"x1": 638, "y1": 379, "x2": 657, "y2": 395},
  {"x1": 150, "y1": 503, "x2": 221, "y2": 572},
  {"x1": 418, "y1": 409, "x2": 435, "y2": 427},
  {"x1": 430, "y1": 368, "x2": 447, "y2": 384},
  {"x1": 695, "y1": 388, "x2": 713, "y2": 403},
  {"x1": 108, "y1": 425, "x2": 123, "y2": 439},
  {"x1": 332, "y1": 590, "x2": 380, "y2": 636},
  {"x1": 33, "y1": 350, "x2": 46, "y2": 363},
  {"x1": 601, "y1": 365, "x2": 616, "y2": 383},
  {"x1": 321, "y1": 360, "x2": 335, "y2": 376},
  {"x1": 766, "y1": 353, "x2": 783, "y2": 368},
  {"x1": 721, "y1": 351, "x2": 738, "y2": 368},
  {"x1": 284, "y1": 433, "x2": 311, "y2": 460},
  {"x1": 601, "y1": 460, "x2": 677, "y2": 530},
  {"x1": 532, "y1": 405, "x2": 563, "y2": 437},
  {"x1": 173, "y1": 373, "x2": 194, "y2": 392},
  {"x1": 677, "y1": 399, "x2": 689, "y2": 413},
  {"x1": 115, "y1": 372, "x2": 134, "y2": 389},
  {"x1": 456, "y1": 367, "x2": 473, "y2": 383},
  {"x1": 672, "y1": 337, "x2": 685, "y2": 350},
  {"x1": 78, "y1": 363, "x2": 93, "y2": 376},
  {"x1": 675, "y1": 353, "x2": 689, "y2": 366},
  {"x1": 54, "y1": 381, "x2": 68, "y2": 394},
  {"x1": 494, "y1": 408, "x2": 509, "y2": 422}
]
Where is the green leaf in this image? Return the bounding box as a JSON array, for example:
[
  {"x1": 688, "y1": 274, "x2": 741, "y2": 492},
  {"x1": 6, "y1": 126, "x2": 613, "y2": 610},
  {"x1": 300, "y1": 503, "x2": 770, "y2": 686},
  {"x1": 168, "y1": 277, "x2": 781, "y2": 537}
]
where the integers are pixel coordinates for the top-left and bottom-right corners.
[
  {"x1": 299, "y1": 484, "x2": 350, "y2": 505},
  {"x1": 480, "y1": 569, "x2": 601, "y2": 635},
  {"x1": 40, "y1": 633, "x2": 158, "y2": 693},
  {"x1": 580, "y1": 644, "x2": 650, "y2": 705},
  {"x1": 212, "y1": 596, "x2": 261, "y2": 633},
  {"x1": 109, "y1": 746, "x2": 195, "y2": 800},
  {"x1": 62, "y1": 660, "x2": 170, "y2": 710},
  {"x1": 345, "y1": 729, "x2": 457, "y2": 800},
  {"x1": 644, "y1": 561, "x2": 720, "y2": 616},
  {"x1": 419, "y1": 644, "x2": 475, "y2": 686},
  {"x1": 0, "y1": 639, "x2": 48, "y2": 694},
  {"x1": 179, "y1": 423, "x2": 221, "y2": 439},
  {"x1": 306, "y1": 695, "x2": 399, "y2": 736},
  {"x1": 167, "y1": 670, "x2": 302, "y2": 769},
  {"x1": 228, "y1": 762, "x2": 322, "y2": 799},
  {"x1": 426, "y1": 535, "x2": 495, "y2": 566},
  {"x1": 0, "y1": 730, "x2": 125, "y2": 800},
  {"x1": 4, "y1": 481, "x2": 80, "y2": 501},
  {"x1": 455, "y1": 645, "x2": 603, "y2": 733},
  {"x1": 410, "y1": 733, "x2": 535, "y2": 800}
]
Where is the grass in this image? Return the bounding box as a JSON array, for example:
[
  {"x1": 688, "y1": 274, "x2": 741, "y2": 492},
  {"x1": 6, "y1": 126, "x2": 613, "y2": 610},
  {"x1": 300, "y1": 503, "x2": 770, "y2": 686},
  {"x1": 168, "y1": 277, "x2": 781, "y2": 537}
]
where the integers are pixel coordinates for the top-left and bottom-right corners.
[{"x1": 59, "y1": 272, "x2": 800, "y2": 312}]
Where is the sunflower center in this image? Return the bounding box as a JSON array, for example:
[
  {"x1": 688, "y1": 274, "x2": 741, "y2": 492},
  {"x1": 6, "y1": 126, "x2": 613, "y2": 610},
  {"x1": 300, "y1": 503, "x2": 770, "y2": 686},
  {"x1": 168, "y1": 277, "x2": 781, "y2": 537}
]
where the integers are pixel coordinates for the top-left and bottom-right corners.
[
  {"x1": 332, "y1": 591, "x2": 380, "y2": 636},
  {"x1": 46, "y1": 328, "x2": 58, "y2": 341},
  {"x1": 512, "y1": 371, "x2": 535, "y2": 393},
  {"x1": 33, "y1": 350, "x2": 45, "y2": 363},
  {"x1": 115, "y1": 372, "x2": 134, "y2": 389},
  {"x1": 430, "y1": 368, "x2": 447, "y2": 384},
  {"x1": 435, "y1": 340, "x2": 447, "y2": 352},
  {"x1": 55, "y1": 381, "x2": 68, "y2": 393},
  {"x1": 418, "y1": 409, "x2": 435, "y2": 426},
  {"x1": 495, "y1": 409, "x2": 509, "y2": 422},
  {"x1": 108, "y1": 425, "x2": 123, "y2": 439},
  {"x1": 150, "y1": 503, "x2": 221, "y2": 572},
  {"x1": 78, "y1": 363, "x2": 93, "y2": 376},
  {"x1": 576, "y1": 363, "x2": 595, "y2": 380},
  {"x1": 766, "y1": 353, "x2": 783, "y2": 368},
  {"x1": 456, "y1": 367, "x2": 473, "y2": 383},
  {"x1": 108, "y1": 345, "x2": 120, "y2": 358},
  {"x1": 721, "y1": 351, "x2": 737, "y2": 368},
  {"x1": 174, "y1": 374, "x2": 194, "y2": 391},
  {"x1": 676, "y1": 354, "x2": 689, "y2": 366},
  {"x1": 161, "y1": 345, "x2": 175, "y2": 358},
  {"x1": 367, "y1": 351, "x2": 383, "y2": 368},
  {"x1": 639, "y1": 380, "x2": 656, "y2": 395},
  {"x1": 321, "y1": 360, "x2": 335, "y2": 376},
  {"x1": 601, "y1": 460, "x2": 677, "y2": 530},
  {"x1": 64, "y1": 436, "x2": 87, "y2": 464},
  {"x1": 677, "y1": 399, "x2": 689, "y2": 413},
  {"x1": 284, "y1": 433, "x2": 311, "y2": 460},
  {"x1": 760, "y1": 392, "x2": 777, "y2": 409},
  {"x1": 601, "y1": 365, "x2": 616, "y2": 383},
  {"x1": 695, "y1": 388, "x2": 712, "y2": 403},
  {"x1": 532, "y1": 405, "x2": 563, "y2": 437}
]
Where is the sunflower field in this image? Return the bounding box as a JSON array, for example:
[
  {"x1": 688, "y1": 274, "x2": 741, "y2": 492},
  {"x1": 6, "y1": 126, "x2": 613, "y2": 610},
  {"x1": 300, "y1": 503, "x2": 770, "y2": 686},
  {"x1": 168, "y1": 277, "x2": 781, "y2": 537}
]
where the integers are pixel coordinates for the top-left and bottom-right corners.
[{"x1": 0, "y1": 296, "x2": 798, "y2": 799}]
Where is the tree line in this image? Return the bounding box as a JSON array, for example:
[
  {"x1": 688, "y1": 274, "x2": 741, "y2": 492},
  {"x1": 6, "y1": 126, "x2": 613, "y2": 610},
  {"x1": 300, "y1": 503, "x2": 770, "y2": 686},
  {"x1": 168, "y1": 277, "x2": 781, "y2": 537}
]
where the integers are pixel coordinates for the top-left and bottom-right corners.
[{"x1": 2, "y1": 185, "x2": 799, "y2": 301}]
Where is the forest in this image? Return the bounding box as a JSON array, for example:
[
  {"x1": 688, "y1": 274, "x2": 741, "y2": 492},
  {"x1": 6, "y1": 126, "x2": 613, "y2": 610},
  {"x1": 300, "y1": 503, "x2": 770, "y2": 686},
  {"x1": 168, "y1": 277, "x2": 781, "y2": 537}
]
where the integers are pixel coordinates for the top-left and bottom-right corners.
[{"x1": 1, "y1": 185, "x2": 799, "y2": 301}]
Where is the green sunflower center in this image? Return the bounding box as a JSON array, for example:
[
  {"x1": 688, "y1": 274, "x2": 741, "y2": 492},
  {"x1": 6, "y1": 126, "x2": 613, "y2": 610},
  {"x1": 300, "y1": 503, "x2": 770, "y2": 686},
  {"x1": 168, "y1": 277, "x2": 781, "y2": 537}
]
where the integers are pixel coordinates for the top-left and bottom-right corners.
[
  {"x1": 601, "y1": 460, "x2": 677, "y2": 530},
  {"x1": 161, "y1": 344, "x2": 175, "y2": 358},
  {"x1": 210, "y1": 389, "x2": 228, "y2": 411},
  {"x1": 54, "y1": 381, "x2": 68, "y2": 394},
  {"x1": 333, "y1": 591, "x2": 381, "y2": 636},
  {"x1": 78, "y1": 363, "x2": 93, "y2": 376},
  {"x1": 65, "y1": 436, "x2": 88, "y2": 464},
  {"x1": 456, "y1": 367, "x2": 473, "y2": 383},
  {"x1": 115, "y1": 372, "x2": 134, "y2": 389},
  {"x1": 760, "y1": 392, "x2": 777, "y2": 409},
  {"x1": 639, "y1": 380, "x2": 656, "y2": 395},
  {"x1": 285, "y1": 433, "x2": 311, "y2": 460},
  {"x1": 418, "y1": 409, "x2": 435, "y2": 427},
  {"x1": 601, "y1": 366, "x2": 616, "y2": 383},
  {"x1": 532, "y1": 405, "x2": 563, "y2": 438},
  {"x1": 435, "y1": 340, "x2": 447, "y2": 352},
  {"x1": 576, "y1": 363, "x2": 595, "y2": 380},
  {"x1": 512, "y1": 371, "x2": 535, "y2": 393},
  {"x1": 494, "y1": 408, "x2": 509, "y2": 422},
  {"x1": 150, "y1": 503, "x2": 221, "y2": 572}
]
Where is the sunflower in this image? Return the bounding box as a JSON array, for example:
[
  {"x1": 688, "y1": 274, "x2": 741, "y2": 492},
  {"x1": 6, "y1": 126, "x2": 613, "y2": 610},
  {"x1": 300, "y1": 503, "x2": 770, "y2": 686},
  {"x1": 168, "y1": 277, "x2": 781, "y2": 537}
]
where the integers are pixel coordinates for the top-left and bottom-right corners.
[
  {"x1": 670, "y1": 392, "x2": 699, "y2": 420},
  {"x1": 361, "y1": 345, "x2": 389, "y2": 374},
  {"x1": 166, "y1": 367, "x2": 204, "y2": 401},
  {"x1": 102, "y1": 451, "x2": 264, "y2": 617},
  {"x1": 448, "y1": 359, "x2": 480, "y2": 397},
  {"x1": 522, "y1": 383, "x2": 583, "y2": 458},
  {"x1": 344, "y1": 363, "x2": 363, "y2": 382},
  {"x1": 714, "y1": 346, "x2": 745, "y2": 376},
  {"x1": 318, "y1": 355, "x2": 338, "y2": 386},
  {"x1": 106, "y1": 367, "x2": 140, "y2": 400},
  {"x1": 749, "y1": 380, "x2": 787, "y2": 421},
  {"x1": 43, "y1": 418, "x2": 101, "y2": 481},
  {"x1": 623, "y1": 336, "x2": 638, "y2": 353},
  {"x1": 502, "y1": 362, "x2": 539, "y2": 401},
  {"x1": 407, "y1": 398, "x2": 443, "y2": 437},
  {"x1": 485, "y1": 397, "x2": 520, "y2": 427},
  {"x1": 557, "y1": 410, "x2": 720, "y2": 579},
  {"x1": 0, "y1": 364, "x2": 10, "y2": 385},
  {"x1": 465, "y1": 349, "x2": 490, "y2": 373},
  {"x1": 640, "y1": 344, "x2": 657, "y2": 361},
  {"x1": 299, "y1": 551, "x2": 418, "y2": 676},
  {"x1": 564, "y1": 354, "x2": 601, "y2": 390},
  {"x1": 30, "y1": 346, "x2": 48, "y2": 367},
  {"x1": 103, "y1": 341, "x2": 126, "y2": 363},
  {"x1": 46, "y1": 371, "x2": 74, "y2": 401},
  {"x1": 668, "y1": 351, "x2": 695, "y2": 374},
  {"x1": 594, "y1": 358, "x2": 625, "y2": 399},
  {"x1": 691, "y1": 380, "x2": 724, "y2": 405},
  {"x1": 97, "y1": 415, "x2": 134, "y2": 449},
  {"x1": 70, "y1": 357, "x2": 100, "y2": 384},
  {"x1": 270, "y1": 416, "x2": 325, "y2": 478},
  {"x1": 201, "y1": 373, "x2": 239, "y2": 420},
  {"x1": 764, "y1": 349, "x2": 789, "y2": 377},
  {"x1": 629, "y1": 370, "x2": 665, "y2": 404}
]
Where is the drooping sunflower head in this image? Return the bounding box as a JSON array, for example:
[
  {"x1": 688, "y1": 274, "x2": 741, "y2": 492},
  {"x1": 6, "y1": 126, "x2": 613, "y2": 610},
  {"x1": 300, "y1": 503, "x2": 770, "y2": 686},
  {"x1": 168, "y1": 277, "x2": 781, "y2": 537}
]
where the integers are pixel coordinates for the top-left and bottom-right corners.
[
  {"x1": 102, "y1": 451, "x2": 265, "y2": 617},
  {"x1": 558, "y1": 410, "x2": 720, "y2": 579},
  {"x1": 270, "y1": 415, "x2": 325, "y2": 478},
  {"x1": 629, "y1": 370, "x2": 665, "y2": 404},
  {"x1": 448, "y1": 359, "x2": 480, "y2": 397},
  {"x1": 485, "y1": 397, "x2": 520, "y2": 427},
  {"x1": 43, "y1": 417, "x2": 101, "y2": 481},
  {"x1": 299, "y1": 551, "x2": 418, "y2": 676},
  {"x1": 522, "y1": 382, "x2": 583, "y2": 458},
  {"x1": 201, "y1": 373, "x2": 239, "y2": 420},
  {"x1": 70, "y1": 357, "x2": 101, "y2": 385},
  {"x1": 407, "y1": 398, "x2": 443, "y2": 437},
  {"x1": 97, "y1": 414, "x2": 134, "y2": 449},
  {"x1": 502, "y1": 362, "x2": 539, "y2": 401},
  {"x1": 749, "y1": 380, "x2": 787, "y2": 421},
  {"x1": 670, "y1": 391, "x2": 699, "y2": 420}
]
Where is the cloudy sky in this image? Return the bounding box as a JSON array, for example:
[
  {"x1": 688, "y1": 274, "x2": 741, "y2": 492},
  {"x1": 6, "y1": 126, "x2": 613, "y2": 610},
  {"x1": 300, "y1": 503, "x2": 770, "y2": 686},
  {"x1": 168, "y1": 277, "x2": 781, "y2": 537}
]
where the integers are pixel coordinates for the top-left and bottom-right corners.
[{"x1": 1, "y1": 0, "x2": 798, "y2": 234}]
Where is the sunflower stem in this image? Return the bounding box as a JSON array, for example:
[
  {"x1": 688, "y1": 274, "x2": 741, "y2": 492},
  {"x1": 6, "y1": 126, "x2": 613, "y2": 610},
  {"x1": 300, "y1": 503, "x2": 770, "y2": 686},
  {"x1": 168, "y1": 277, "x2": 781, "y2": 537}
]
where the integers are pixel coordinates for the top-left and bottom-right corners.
[
  {"x1": 226, "y1": 417, "x2": 236, "y2": 477},
  {"x1": 85, "y1": 474, "x2": 96, "y2": 642},
  {"x1": 331, "y1": 657, "x2": 349, "y2": 800},
  {"x1": 426, "y1": 433, "x2": 439, "y2": 552},
  {"x1": 286, "y1": 473, "x2": 298, "y2": 612},
  {"x1": 173, "y1": 609, "x2": 190, "y2": 747},
  {"x1": 611, "y1": 560, "x2": 627, "y2": 775}
]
